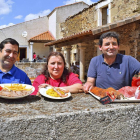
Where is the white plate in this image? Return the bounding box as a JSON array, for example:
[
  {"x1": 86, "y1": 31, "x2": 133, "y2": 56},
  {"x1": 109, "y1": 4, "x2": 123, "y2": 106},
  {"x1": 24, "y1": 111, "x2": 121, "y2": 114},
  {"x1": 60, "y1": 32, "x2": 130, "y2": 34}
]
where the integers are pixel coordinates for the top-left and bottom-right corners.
[
  {"x1": 39, "y1": 87, "x2": 71, "y2": 99},
  {"x1": 0, "y1": 84, "x2": 35, "y2": 99},
  {"x1": 88, "y1": 91, "x2": 140, "y2": 103}
]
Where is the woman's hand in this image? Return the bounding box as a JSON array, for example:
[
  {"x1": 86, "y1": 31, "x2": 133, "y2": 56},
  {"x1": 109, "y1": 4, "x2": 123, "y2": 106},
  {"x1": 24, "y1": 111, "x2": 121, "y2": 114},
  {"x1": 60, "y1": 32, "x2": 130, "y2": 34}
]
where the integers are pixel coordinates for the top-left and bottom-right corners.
[
  {"x1": 38, "y1": 83, "x2": 50, "y2": 88},
  {"x1": 36, "y1": 84, "x2": 50, "y2": 96}
]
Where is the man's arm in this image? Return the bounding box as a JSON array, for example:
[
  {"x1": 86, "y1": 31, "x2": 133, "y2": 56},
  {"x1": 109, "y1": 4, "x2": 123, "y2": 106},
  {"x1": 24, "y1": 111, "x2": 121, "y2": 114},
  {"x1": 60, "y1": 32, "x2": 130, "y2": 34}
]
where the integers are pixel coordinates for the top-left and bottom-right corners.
[{"x1": 83, "y1": 77, "x2": 96, "y2": 93}]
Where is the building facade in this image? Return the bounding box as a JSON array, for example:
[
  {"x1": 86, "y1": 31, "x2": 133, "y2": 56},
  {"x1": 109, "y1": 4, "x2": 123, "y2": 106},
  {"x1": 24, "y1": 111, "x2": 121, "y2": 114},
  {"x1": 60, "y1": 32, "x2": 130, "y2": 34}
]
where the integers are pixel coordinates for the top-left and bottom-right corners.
[{"x1": 0, "y1": 2, "x2": 89, "y2": 62}]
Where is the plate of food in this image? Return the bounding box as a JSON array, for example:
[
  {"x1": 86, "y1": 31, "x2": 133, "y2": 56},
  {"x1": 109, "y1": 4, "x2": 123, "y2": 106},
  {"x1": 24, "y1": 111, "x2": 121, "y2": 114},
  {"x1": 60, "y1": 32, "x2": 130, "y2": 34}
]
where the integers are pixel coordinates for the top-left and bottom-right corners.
[
  {"x1": 89, "y1": 86, "x2": 140, "y2": 103},
  {"x1": 0, "y1": 84, "x2": 35, "y2": 99},
  {"x1": 39, "y1": 86, "x2": 71, "y2": 99}
]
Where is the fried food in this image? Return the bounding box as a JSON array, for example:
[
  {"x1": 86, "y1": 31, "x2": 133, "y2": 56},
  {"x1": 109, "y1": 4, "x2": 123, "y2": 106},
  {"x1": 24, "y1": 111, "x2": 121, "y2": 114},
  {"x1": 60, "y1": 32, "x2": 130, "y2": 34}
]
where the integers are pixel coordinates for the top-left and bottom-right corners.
[
  {"x1": 90, "y1": 87, "x2": 123, "y2": 99},
  {"x1": 0, "y1": 84, "x2": 33, "y2": 98},
  {"x1": 46, "y1": 88, "x2": 67, "y2": 97},
  {"x1": 3, "y1": 84, "x2": 32, "y2": 91}
]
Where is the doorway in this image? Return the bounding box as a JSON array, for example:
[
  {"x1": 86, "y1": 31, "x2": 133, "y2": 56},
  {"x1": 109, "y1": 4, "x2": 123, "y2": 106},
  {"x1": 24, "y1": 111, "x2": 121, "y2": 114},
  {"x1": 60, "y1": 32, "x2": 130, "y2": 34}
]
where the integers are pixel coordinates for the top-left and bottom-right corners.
[{"x1": 19, "y1": 48, "x2": 26, "y2": 60}]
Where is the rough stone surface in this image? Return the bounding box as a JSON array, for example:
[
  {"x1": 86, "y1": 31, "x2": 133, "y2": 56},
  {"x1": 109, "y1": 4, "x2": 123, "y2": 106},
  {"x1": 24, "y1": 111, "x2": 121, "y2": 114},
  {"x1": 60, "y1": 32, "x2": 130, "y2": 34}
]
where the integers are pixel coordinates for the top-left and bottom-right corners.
[
  {"x1": 0, "y1": 93, "x2": 140, "y2": 140},
  {"x1": 15, "y1": 62, "x2": 46, "y2": 78}
]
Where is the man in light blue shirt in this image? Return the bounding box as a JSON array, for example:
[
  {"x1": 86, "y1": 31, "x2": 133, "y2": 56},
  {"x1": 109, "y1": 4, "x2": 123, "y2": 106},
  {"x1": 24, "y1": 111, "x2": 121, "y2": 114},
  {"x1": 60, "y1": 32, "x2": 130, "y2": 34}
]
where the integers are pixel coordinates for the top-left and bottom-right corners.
[
  {"x1": 0, "y1": 38, "x2": 31, "y2": 85},
  {"x1": 83, "y1": 31, "x2": 140, "y2": 93}
]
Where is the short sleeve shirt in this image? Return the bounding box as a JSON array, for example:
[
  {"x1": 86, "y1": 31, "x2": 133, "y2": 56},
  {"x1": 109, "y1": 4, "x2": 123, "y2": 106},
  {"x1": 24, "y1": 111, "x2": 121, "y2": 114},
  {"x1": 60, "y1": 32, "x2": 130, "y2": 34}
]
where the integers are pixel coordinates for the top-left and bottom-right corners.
[
  {"x1": 31, "y1": 72, "x2": 82, "y2": 95},
  {"x1": 87, "y1": 54, "x2": 140, "y2": 90},
  {"x1": 0, "y1": 65, "x2": 31, "y2": 85}
]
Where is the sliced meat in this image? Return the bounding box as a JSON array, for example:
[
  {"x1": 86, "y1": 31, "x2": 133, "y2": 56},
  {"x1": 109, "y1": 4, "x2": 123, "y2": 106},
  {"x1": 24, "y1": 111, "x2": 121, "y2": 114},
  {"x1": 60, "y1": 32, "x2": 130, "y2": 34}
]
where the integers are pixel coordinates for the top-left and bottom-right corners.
[
  {"x1": 0, "y1": 89, "x2": 31, "y2": 97},
  {"x1": 118, "y1": 86, "x2": 137, "y2": 98}
]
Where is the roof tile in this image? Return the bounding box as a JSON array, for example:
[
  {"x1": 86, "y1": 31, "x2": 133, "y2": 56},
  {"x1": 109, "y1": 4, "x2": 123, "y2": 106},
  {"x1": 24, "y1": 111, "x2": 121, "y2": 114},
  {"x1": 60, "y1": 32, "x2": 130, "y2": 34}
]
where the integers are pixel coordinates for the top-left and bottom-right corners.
[{"x1": 29, "y1": 31, "x2": 55, "y2": 42}]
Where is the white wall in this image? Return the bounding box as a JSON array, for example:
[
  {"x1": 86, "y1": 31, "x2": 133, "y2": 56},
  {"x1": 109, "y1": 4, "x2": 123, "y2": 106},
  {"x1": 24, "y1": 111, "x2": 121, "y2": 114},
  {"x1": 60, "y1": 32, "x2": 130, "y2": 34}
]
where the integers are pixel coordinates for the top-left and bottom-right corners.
[
  {"x1": 0, "y1": 16, "x2": 49, "y2": 45},
  {"x1": 49, "y1": 11, "x2": 56, "y2": 39},
  {"x1": 33, "y1": 43, "x2": 50, "y2": 58},
  {"x1": 96, "y1": 0, "x2": 112, "y2": 26},
  {"x1": 56, "y1": 2, "x2": 89, "y2": 39}
]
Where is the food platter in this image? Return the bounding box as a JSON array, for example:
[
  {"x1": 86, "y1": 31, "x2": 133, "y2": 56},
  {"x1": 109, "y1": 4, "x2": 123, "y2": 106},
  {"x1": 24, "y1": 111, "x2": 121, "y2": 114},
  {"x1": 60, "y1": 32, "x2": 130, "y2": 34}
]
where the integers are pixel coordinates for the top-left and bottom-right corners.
[
  {"x1": 0, "y1": 84, "x2": 35, "y2": 99},
  {"x1": 39, "y1": 87, "x2": 71, "y2": 99},
  {"x1": 88, "y1": 91, "x2": 140, "y2": 103}
]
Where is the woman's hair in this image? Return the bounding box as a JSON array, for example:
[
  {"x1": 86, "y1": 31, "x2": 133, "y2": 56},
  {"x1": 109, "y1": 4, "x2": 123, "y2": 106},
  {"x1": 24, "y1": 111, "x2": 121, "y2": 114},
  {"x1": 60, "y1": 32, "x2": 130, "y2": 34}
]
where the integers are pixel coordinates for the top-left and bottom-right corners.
[{"x1": 42, "y1": 52, "x2": 70, "y2": 83}]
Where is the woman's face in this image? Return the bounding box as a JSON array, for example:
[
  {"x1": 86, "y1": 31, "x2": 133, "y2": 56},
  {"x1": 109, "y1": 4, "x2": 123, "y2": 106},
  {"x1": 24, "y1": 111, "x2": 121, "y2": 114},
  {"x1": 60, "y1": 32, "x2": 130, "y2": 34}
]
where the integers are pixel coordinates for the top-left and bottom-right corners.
[{"x1": 48, "y1": 55, "x2": 65, "y2": 79}]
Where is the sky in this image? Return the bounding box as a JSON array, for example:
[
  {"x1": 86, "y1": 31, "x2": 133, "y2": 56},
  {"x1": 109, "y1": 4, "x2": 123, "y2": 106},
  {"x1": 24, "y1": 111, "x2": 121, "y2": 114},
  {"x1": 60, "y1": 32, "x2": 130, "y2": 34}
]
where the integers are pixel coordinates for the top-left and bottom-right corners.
[{"x1": 0, "y1": 0, "x2": 98, "y2": 29}]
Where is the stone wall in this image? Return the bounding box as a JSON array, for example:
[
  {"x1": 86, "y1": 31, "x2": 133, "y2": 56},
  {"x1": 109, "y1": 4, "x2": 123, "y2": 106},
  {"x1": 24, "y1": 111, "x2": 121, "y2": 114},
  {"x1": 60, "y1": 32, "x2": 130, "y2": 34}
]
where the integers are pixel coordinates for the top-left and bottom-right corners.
[
  {"x1": 84, "y1": 42, "x2": 97, "y2": 74},
  {"x1": 56, "y1": 2, "x2": 89, "y2": 39},
  {"x1": 0, "y1": 93, "x2": 140, "y2": 140},
  {"x1": 60, "y1": 6, "x2": 96, "y2": 37},
  {"x1": 111, "y1": 0, "x2": 140, "y2": 22},
  {"x1": 60, "y1": 0, "x2": 140, "y2": 37},
  {"x1": 112, "y1": 21, "x2": 140, "y2": 61},
  {"x1": 15, "y1": 62, "x2": 46, "y2": 78}
]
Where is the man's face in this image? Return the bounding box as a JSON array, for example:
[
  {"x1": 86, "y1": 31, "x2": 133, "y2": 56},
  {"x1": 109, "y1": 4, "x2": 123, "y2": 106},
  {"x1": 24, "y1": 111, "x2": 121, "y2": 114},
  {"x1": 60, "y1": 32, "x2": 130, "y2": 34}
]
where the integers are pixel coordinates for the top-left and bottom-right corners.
[
  {"x1": 99, "y1": 37, "x2": 119, "y2": 57},
  {"x1": 0, "y1": 43, "x2": 18, "y2": 69}
]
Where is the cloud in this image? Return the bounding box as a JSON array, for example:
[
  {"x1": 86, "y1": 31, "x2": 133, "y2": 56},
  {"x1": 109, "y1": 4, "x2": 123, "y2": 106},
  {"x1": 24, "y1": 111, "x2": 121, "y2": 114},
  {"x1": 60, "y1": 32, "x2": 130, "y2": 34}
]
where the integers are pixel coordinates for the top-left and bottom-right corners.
[
  {"x1": 63, "y1": 0, "x2": 94, "y2": 5},
  {"x1": 14, "y1": 15, "x2": 23, "y2": 19},
  {"x1": 0, "y1": 22, "x2": 14, "y2": 29},
  {"x1": 0, "y1": 0, "x2": 14, "y2": 15},
  {"x1": 24, "y1": 9, "x2": 51, "y2": 21}
]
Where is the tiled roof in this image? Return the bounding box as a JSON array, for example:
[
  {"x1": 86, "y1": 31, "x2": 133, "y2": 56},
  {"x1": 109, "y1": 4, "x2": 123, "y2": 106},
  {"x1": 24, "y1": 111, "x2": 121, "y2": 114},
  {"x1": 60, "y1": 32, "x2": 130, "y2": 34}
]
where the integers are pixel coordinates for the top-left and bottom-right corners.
[
  {"x1": 29, "y1": 31, "x2": 55, "y2": 43},
  {"x1": 45, "y1": 14, "x2": 140, "y2": 47},
  {"x1": 45, "y1": 30, "x2": 93, "y2": 46}
]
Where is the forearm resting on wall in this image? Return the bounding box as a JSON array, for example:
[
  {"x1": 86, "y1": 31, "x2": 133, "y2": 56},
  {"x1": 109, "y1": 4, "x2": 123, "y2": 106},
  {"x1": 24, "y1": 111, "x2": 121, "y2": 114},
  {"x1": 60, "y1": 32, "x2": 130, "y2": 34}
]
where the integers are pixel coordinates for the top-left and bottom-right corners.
[{"x1": 62, "y1": 83, "x2": 83, "y2": 93}]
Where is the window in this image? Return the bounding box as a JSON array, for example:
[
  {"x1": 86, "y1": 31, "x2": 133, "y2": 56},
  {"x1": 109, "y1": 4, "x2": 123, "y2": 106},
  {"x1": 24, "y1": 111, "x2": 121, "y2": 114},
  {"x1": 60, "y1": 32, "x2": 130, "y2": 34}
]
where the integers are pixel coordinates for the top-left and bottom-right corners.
[
  {"x1": 96, "y1": 0, "x2": 111, "y2": 26},
  {"x1": 102, "y1": 6, "x2": 109, "y2": 25}
]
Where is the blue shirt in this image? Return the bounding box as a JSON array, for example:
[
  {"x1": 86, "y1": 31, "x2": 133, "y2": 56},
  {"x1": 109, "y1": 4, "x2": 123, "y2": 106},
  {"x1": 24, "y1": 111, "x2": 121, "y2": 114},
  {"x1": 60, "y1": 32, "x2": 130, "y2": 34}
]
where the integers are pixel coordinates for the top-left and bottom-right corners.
[
  {"x1": 0, "y1": 65, "x2": 31, "y2": 85},
  {"x1": 87, "y1": 54, "x2": 140, "y2": 90}
]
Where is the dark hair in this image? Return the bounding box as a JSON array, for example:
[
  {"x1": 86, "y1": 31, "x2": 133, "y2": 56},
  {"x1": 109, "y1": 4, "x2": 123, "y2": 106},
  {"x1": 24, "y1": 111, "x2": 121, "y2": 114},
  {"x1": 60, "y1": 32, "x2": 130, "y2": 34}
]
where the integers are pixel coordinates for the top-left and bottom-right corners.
[
  {"x1": 99, "y1": 31, "x2": 120, "y2": 46},
  {"x1": 0, "y1": 38, "x2": 19, "y2": 53},
  {"x1": 42, "y1": 52, "x2": 70, "y2": 83}
]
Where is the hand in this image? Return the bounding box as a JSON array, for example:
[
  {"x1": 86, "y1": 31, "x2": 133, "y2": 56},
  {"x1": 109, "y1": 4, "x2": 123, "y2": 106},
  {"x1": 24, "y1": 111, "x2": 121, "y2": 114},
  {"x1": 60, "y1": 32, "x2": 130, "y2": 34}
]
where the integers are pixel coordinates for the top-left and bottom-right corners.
[
  {"x1": 83, "y1": 82, "x2": 93, "y2": 93},
  {"x1": 38, "y1": 84, "x2": 49, "y2": 88},
  {"x1": 36, "y1": 92, "x2": 41, "y2": 97}
]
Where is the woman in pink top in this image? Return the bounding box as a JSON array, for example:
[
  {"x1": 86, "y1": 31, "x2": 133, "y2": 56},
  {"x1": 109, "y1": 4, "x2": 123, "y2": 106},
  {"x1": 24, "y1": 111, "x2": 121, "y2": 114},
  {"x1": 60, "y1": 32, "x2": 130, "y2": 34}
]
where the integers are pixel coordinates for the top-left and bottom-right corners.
[{"x1": 31, "y1": 52, "x2": 83, "y2": 95}]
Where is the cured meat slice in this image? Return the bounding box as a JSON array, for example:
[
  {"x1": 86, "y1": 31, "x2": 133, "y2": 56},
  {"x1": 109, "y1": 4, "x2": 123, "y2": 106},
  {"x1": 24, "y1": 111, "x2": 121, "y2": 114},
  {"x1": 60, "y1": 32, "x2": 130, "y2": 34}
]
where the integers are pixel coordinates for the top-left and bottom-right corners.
[
  {"x1": 0, "y1": 89, "x2": 31, "y2": 97},
  {"x1": 135, "y1": 86, "x2": 140, "y2": 99},
  {"x1": 118, "y1": 86, "x2": 137, "y2": 98}
]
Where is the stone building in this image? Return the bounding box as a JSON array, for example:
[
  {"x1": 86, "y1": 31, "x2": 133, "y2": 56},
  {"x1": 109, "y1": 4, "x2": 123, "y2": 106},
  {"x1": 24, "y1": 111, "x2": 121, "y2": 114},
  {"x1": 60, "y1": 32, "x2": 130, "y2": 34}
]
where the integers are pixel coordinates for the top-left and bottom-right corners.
[
  {"x1": 45, "y1": 0, "x2": 140, "y2": 82},
  {"x1": 0, "y1": 2, "x2": 89, "y2": 62}
]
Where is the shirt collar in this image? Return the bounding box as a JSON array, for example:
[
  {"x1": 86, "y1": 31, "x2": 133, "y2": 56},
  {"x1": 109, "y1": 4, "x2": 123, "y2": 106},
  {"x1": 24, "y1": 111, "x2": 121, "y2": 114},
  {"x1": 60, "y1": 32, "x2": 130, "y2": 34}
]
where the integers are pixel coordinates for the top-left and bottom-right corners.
[
  {"x1": 102, "y1": 54, "x2": 122, "y2": 65},
  {"x1": 0, "y1": 65, "x2": 16, "y2": 75}
]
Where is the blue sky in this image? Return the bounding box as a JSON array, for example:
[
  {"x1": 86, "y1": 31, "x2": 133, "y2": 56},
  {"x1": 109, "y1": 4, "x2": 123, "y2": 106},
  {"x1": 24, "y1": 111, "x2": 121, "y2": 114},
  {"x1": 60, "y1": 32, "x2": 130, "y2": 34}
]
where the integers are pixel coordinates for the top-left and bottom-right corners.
[{"x1": 0, "y1": 0, "x2": 98, "y2": 29}]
